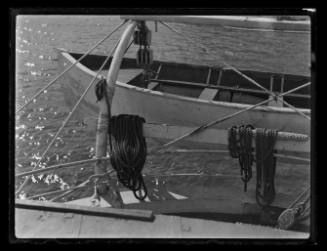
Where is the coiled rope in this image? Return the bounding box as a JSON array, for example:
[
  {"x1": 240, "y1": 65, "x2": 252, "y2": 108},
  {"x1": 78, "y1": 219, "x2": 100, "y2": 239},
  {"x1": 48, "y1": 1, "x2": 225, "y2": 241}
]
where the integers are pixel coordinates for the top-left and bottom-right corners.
[
  {"x1": 255, "y1": 128, "x2": 278, "y2": 207},
  {"x1": 108, "y1": 114, "x2": 148, "y2": 201},
  {"x1": 228, "y1": 125, "x2": 278, "y2": 207},
  {"x1": 228, "y1": 125, "x2": 254, "y2": 192},
  {"x1": 277, "y1": 186, "x2": 310, "y2": 229}
]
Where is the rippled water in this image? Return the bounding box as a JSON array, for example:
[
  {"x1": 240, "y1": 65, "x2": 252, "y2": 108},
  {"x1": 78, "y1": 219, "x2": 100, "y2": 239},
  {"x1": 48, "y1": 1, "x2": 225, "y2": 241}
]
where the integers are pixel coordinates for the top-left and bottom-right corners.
[{"x1": 15, "y1": 16, "x2": 310, "y2": 203}]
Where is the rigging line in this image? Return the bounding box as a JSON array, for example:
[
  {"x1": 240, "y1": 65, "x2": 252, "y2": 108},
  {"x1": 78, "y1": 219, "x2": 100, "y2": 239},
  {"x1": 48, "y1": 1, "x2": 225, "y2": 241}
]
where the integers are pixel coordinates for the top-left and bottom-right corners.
[
  {"x1": 15, "y1": 40, "x2": 120, "y2": 196},
  {"x1": 16, "y1": 20, "x2": 128, "y2": 114},
  {"x1": 287, "y1": 186, "x2": 310, "y2": 210},
  {"x1": 16, "y1": 144, "x2": 309, "y2": 181},
  {"x1": 160, "y1": 21, "x2": 311, "y2": 121},
  {"x1": 16, "y1": 157, "x2": 111, "y2": 179},
  {"x1": 26, "y1": 170, "x2": 114, "y2": 201},
  {"x1": 49, "y1": 170, "x2": 115, "y2": 202},
  {"x1": 162, "y1": 149, "x2": 310, "y2": 162},
  {"x1": 124, "y1": 39, "x2": 134, "y2": 54},
  {"x1": 222, "y1": 66, "x2": 311, "y2": 120},
  {"x1": 26, "y1": 179, "x2": 90, "y2": 200},
  {"x1": 157, "y1": 82, "x2": 310, "y2": 151}
]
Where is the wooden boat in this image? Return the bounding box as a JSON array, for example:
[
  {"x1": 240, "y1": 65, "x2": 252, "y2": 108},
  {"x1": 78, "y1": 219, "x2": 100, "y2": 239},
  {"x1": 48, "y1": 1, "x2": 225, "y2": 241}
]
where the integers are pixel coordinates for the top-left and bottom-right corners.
[
  {"x1": 56, "y1": 49, "x2": 310, "y2": 135},
  {"x1": 15, "y1": 16, "x2": 312, "y2": 239},
  {"x1": 56, "y1": 16, "x2": 310, "y2": 134}
]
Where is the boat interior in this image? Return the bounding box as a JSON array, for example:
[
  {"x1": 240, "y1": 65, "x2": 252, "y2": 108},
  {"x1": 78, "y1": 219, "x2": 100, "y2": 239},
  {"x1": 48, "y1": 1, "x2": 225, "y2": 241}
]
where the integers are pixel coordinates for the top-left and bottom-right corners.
[{"x1": 70, "y1": 52, "x2": 311, "y2": 109}]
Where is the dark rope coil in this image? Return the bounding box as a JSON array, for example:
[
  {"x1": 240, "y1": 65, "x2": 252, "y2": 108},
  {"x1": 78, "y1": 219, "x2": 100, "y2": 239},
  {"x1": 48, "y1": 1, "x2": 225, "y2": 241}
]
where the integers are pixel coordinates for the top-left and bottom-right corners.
[
  {"x1": 228, "y1": 125, "x2": 254, "y2": 192},
  {"x1": 108, "y1": 114, "x2": 148, "y2": 201},
  {"x1": 95, "y1": 79, "x2": 108, "y2": 102},
  {"x1": 255, "y1": 128, "x2": 278, "y2": 207}
]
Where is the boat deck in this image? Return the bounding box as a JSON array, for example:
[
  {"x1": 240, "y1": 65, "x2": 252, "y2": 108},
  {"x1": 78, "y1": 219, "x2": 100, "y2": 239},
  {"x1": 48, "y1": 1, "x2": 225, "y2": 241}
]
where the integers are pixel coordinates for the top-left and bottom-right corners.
[{"x1": 15, "y1": 200, "x2": 308, "y2": 238}]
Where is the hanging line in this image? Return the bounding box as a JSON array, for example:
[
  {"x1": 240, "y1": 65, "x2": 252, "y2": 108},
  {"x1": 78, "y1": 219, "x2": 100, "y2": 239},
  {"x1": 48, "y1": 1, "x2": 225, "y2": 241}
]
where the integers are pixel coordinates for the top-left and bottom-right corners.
[
  {"x1": 228, "y1": 125, "x2": 255, "y2": 192},
  {"x1": 16, "y1": 20, "x2": 127, "y2": 114},
  {"x1": 108, "y1": 115, "x2": 148, "y2": 201},
  {"x1": 255, "y1": 128, "x2": 278, "y2": 207},
  {"x1": 15, "y1": 39, "x2": 121, "y2": 196},
  {"x1": 159, "y1": 21, "x2": 311, "y2": 121}
]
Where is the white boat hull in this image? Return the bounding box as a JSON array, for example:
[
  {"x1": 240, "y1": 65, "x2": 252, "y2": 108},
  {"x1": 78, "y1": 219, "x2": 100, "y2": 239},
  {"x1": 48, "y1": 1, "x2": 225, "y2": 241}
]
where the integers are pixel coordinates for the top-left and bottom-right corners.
[{"x1": 57, "y1": 49, "x2": 310, "y2": 135}]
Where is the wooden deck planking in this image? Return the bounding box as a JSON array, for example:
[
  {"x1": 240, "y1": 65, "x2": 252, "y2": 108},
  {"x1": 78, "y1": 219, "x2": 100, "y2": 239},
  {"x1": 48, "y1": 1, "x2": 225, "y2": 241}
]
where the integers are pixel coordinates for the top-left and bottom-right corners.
[
  {"x1": 15, "y1": 209, "x2": 83, "y2": 238},
  {"x1": 15, "y1": 207, "x2": 309, "y2": 238}
]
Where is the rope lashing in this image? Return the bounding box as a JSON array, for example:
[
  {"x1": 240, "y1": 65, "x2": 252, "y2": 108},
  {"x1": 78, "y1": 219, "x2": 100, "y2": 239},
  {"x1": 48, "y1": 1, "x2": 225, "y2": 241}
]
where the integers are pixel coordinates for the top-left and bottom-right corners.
[
  {"x1": 255, "y1": 128, "x2": 278, "y2": 207},
  {"x1": 277, "y1": 186, "x2": 310, "y2": 230},
  {"x1": 95, "y1": 78, "x2": 111, "y2": 116},
  {"x1": 228, "y1": 125, "x2": 254, "y2": 192},
  {"x1": 108, "y1": 114, "x2": 148, "y2": 201}
]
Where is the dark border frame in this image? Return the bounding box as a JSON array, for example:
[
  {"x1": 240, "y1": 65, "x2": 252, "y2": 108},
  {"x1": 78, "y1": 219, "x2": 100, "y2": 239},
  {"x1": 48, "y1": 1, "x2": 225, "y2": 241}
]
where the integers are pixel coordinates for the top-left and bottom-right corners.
[{"x1": 8, "y1": 6, "x2": 318, "y2": 246}]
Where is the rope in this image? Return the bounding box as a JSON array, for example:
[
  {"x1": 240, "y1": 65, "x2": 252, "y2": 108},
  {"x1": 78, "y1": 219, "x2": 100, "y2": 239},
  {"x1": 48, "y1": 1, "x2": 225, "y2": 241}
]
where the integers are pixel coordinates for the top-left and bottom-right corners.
[
  {"x1": 16, "y1": 20, "x2": 127, "y2": 113},
  {"x1": 15, "y1": 157, "x2": 111, "y2": 179},
  {"x1": 160, "y1": 21, "x2": 311, "y2": 121},
  {"x1": 108, "y1": 115, "x2": 148, "y2": 201},
  {"x1": 25, "y1": 170, "x2": 113, "y2": 200},
  {"x1": 228, "y1": 125, "x2": 254, "y2": 191},
  {"x1": 277, "y1": 186, "x2": 310, "y2": 229},
  {"x1": 255, "y1": 128, "x2": 278, "y2": 207},
  {"x1": 15, "y1": 39, "x2": 120, "y2": 196},
  {"x1": 157, "y1": 82, "x2": 310, "y2": 152}
]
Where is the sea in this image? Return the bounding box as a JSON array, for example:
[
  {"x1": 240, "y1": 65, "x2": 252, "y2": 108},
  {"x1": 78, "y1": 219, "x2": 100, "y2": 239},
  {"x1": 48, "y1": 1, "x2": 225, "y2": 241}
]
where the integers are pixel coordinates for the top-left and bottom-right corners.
[{"x1": 14, "y1": 16, "x2": 311, "y2": 206}]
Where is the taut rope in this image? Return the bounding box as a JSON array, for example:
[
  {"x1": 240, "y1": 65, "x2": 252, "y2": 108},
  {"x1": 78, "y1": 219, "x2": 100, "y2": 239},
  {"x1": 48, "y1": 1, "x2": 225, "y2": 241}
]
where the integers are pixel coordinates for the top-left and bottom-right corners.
[{"x1": 158, "y1": 82, "x2": 310, "y2": 152}]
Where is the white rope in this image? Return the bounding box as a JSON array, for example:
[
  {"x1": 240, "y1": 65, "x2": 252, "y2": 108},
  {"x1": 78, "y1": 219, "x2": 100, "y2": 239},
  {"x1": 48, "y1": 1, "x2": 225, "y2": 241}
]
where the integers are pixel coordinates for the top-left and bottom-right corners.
[
  {"x1": 160, "y1": 21, "x2": 311, "y2": 121},
  {"x1": 16, "y1": 20, "x2": 127, "y2": 114},
  {"x1": 15, "y1": 39, "x2": 120, "y2": 196}
]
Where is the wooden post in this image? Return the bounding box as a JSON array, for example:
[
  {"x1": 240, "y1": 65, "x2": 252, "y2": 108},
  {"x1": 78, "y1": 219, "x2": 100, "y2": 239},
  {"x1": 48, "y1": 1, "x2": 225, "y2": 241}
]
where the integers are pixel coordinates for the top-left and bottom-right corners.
[{"x1": 94, "y1": 21, "x2": 137, "y2": 207}]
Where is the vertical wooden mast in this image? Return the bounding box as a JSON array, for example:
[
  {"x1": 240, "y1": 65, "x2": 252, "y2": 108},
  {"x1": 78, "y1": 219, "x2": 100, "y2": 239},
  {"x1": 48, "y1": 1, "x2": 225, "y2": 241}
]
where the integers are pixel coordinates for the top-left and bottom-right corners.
[{"x1": 94, "y1": 20, "x2": 137, "y2": 205}]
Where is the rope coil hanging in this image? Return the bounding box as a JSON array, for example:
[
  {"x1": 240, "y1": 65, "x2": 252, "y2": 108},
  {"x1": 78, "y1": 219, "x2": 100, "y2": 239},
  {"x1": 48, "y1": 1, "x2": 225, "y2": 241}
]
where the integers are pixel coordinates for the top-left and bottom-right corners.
[
  {"x1": 228, "y1": 125, "x2": 278, "y2": 208},
  {"x1": 228, "y1": 125, "x2": 254, "y2": 192},
  {"x1": 255, "y1": 128, "x2": 278, "y2": 207},
  {"x1": 108, "y1": 114, "x2": 148, "y2": 201}
]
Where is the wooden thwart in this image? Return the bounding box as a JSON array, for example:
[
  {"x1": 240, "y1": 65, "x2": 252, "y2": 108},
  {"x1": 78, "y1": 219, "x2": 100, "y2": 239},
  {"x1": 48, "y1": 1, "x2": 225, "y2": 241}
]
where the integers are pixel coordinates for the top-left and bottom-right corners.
[{"x1": 15, "y1": 199, "x2": 154, "y2": 222}]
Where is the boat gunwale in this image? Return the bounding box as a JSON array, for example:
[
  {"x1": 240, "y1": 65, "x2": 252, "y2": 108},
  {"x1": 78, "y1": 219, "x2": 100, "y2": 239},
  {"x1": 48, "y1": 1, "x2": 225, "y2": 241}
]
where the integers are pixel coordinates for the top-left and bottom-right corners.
[{"x1": 58, "y1": 48, "x2": 311, "y2": 115}]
